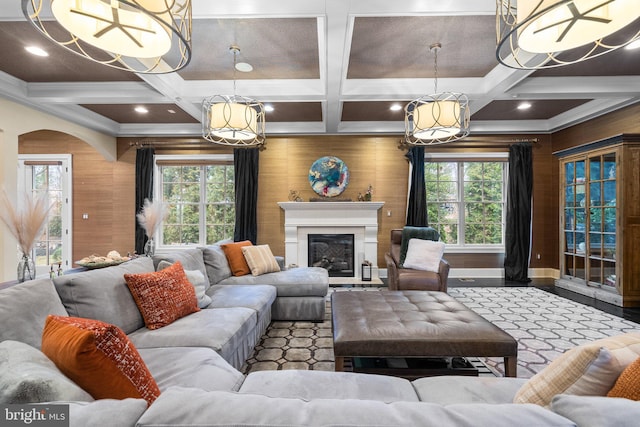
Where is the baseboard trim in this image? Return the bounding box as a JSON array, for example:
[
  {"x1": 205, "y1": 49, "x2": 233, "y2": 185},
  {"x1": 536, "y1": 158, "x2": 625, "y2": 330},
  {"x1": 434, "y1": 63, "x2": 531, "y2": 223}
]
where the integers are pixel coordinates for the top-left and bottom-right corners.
[{"x1": 378, "y1": 268, "x2": 560, "y2": 280}]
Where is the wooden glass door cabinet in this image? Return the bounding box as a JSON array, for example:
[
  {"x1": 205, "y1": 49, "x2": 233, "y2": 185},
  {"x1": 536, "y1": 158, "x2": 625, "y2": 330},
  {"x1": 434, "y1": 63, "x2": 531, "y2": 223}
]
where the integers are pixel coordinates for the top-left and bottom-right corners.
[{"x1": 556, "y1": 135, "x2": 640, "y2": 307}]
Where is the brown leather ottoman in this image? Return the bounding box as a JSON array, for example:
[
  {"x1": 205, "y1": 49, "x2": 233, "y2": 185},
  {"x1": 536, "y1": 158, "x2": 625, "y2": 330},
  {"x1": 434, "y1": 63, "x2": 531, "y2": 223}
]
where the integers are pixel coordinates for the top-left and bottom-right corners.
[{"x1": 331, "y1": 290, "x2": 518, "y2": 377}]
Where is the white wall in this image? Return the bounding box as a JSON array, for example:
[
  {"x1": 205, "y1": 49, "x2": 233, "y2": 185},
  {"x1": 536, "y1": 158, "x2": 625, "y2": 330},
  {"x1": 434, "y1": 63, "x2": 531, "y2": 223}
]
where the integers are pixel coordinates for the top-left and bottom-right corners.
[{"x1": 0, "y1": 98, "x2": 117, "y2": 282}]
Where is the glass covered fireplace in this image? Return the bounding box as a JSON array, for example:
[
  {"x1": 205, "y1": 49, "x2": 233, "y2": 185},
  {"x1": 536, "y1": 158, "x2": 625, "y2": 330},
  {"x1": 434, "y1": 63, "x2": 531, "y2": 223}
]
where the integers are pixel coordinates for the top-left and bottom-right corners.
[{"x1": 308, "y1": 234, "x2": 354, "y2": 277}]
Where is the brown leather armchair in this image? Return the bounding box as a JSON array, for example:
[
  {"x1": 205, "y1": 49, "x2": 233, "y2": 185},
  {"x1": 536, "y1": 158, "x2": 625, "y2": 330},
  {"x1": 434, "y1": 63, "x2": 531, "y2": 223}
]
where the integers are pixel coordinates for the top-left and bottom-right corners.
[{"x1": 384, "y1": 228, "x2": 450, "y2": 292}]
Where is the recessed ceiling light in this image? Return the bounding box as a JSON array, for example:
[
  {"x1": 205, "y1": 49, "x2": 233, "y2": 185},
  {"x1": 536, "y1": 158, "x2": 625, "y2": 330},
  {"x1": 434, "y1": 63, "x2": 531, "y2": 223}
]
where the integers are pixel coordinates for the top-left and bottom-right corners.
[
  {"x1": 625, "y1": 39, "x2": 640, "y2": 50},
  {"x1": 25, "y1": 46, "x2": 48, "y2": 57},
  {"x1": 264, "y1": 104, "x2": 274, "y2": 112},
  {"x1": 134, "y1": 106, "x2": 149, "y2": 114},
  {"x1": 389, "y1": 104, "x2": 402, "y2": 111},
  {"x1": 167, "y1": 109, "x2": 176, "y2": 114},
  {"x1": 517, "y1": 102, "x2": 532, "y2": 110},
  {"x1": 235, "y1": 62, "x2": 253, "y2": 72}
]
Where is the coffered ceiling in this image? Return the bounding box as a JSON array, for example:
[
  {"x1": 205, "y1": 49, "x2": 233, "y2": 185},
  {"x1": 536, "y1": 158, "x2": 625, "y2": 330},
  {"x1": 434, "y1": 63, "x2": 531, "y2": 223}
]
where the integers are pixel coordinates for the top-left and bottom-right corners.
[{"x1": 0, "y1": 1, "x2": 638, "y2": 139}]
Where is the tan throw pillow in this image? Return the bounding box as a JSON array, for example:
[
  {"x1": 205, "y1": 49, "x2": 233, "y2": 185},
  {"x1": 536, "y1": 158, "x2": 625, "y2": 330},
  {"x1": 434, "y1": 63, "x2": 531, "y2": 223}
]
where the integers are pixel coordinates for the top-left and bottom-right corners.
[
  {"x1": 514, "y1": 332, "x2": 640, "y2": 407},
  {"x1": 241, "y1": 245, "x2": 281, "y2": 276},
  {"x1": 402, "y1": 238, "x2": 445, "y2": 272},
  {"x1": 220, "y1": 241, "x2": 253, "y2": 276},
  {"x1": 124, "y1": 261, "x2": 200, "y2": 330},
  {"x1": 41, "y1": 315, "x2": 160, "y2": 406},
  {"x1": 598, "y1": 332, "x2": 640, "y2": 366},
  {"x1": 607, "y1": 356, "x2": 640, "y2": 400}
]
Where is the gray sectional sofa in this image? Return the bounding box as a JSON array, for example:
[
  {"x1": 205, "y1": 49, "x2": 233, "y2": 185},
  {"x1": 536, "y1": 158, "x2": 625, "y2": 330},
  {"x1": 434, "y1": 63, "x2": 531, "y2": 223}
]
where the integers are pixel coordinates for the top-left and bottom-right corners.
[{"x1": 1, "y1": 245, "x2": 639, "y2": 426}]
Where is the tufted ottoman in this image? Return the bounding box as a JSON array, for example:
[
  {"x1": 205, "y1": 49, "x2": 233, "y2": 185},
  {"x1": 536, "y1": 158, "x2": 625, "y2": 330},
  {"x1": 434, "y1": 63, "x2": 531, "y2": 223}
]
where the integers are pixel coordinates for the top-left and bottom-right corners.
[{"x1": 331, "y1": 290, "x2": 518, "y2": 377}]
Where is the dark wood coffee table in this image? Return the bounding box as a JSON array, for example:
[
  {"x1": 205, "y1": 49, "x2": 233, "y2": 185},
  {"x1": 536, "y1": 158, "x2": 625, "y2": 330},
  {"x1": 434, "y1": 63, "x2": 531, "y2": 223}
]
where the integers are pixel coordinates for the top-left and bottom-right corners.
[{"x1": 331, "y1": 290, "x2": 518, "y2": 377}]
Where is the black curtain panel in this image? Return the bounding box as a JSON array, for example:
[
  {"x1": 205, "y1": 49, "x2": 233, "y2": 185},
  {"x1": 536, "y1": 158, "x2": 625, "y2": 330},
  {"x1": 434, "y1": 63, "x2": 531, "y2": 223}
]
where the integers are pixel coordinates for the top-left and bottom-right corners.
[
  {"x1": 135, "y1": 147, "x2": 155, "y2": 255},
  {"x1": 233, "y1": 148, "x2": 260, "y2": 244},
  {"x1": 504, "y1": 143, "x2": 533, "y2": 282},
  {"x1": 405, "y1": 146, "x2": 428, "y2": 226}
]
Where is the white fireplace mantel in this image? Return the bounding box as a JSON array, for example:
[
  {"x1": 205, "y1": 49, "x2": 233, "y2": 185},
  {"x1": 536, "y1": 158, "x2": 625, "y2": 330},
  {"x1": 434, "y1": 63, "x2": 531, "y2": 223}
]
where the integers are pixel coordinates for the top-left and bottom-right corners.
[{"x1": 278, "y1": 201, "x2": 384, "y2": 283}]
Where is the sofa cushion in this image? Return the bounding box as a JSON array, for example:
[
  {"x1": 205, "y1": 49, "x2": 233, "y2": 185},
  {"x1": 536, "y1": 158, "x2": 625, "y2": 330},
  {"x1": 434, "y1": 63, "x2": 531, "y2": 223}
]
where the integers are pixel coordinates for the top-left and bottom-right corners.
[
  {"x1": 413, "y1": 376, "x2": 528, "y2": 405},
  {"x1": 551, "y1": 394, "x2": 640, "y2": 427},
  {"x1": 41, "y1": 315, "x2": 161, "y2": 406},
  {"x1": 124, "y1": 261, "x2": 200, "y2": 330},
  {"x1": 137, "y1": 387, "x2": 576, "y2": 427},
  {"x1": 127, "y1": 307, "x2": 256, "y2": 363},
  {"x1": 0, "y1": 340, "x2": 93, "y2": 404},
  {"x1": 139, "y1": 347, "x2": 244, "y2": 392},
  {"x1": 241, "y1": 244, "x2": 281, "y2": 276},
  {"x1": 220, "y1": 240, "x2": 252, "y2": 276},
  {"x1": 607, "y1": 356, "x2": 640, "y2": 400},
  {"x1": 514, "y1": 332, "x2": 640, "y2": 407},
  {"x1": 206, "y1": 284, "x2": 276, "y2": 313},
  {"x1": 0, "y1": 277, "x2": 68, "y2": 349},
  {"x1": 217, "y1": 267, "x2": 329, "y2": 298},
  {"x1": 152, "y1": 248, "x2": 210, "y2": 287},
  {"x1": 54, "y1": 256, "x2": 153, "y2": 334},
  {"x1": 200, "y1": 242, "x2": 233, "y2": 285},
  {"x1": 64, "y1": 398, "x2": 148, "y2": 427},
  {"x1": 402, "y1": 238, "x2": 445, "y2": 272},
  {"x1": 240, "y1": 370, "x2": 419, "y2": 403},
  {"x1": 158, "y1": 260, "x2": 212, "y2": 308}
]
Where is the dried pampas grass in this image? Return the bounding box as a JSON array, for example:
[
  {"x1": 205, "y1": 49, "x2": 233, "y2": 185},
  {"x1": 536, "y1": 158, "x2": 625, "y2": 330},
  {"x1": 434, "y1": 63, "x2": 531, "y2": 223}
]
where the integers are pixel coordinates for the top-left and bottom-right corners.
[
  {"x1": 136, "y1": 198, "x2": 168, "y2": 238},
  {"x1": 0, "y1": 188, "x2": 52, "y2": 255}
]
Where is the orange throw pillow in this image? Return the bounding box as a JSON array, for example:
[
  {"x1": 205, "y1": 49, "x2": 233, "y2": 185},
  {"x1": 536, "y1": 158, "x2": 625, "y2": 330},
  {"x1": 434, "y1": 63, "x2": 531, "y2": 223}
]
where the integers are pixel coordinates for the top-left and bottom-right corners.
[
  {"x1": 124, "y1": 261, "x2": 200, "y2": 330},
  {"x1": 220, "y1": 241, "x2": 253, "y2": 276},
  {"x1": 607, "y1": 356, "x2": 640, "y2": 400},
  {"x1": 41, "y1": 315, "x2": 160, "y2": 405}
]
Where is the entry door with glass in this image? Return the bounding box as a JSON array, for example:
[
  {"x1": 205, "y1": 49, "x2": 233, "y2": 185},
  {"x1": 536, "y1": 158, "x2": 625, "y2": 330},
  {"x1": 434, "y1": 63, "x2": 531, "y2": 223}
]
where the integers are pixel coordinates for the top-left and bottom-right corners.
[{"x1": 18, "y1": 155, "x2": 72, "y2": 277}]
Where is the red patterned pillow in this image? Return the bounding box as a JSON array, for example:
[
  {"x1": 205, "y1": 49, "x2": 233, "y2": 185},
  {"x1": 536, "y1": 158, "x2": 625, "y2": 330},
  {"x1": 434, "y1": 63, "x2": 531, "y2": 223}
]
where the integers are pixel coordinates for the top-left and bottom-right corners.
[
  {"x1": 124, "y1": 261, "x2": 200, "y2": 330},
  {"x1": 41, "y1": 315, "x2": 160, "y2": 405}
]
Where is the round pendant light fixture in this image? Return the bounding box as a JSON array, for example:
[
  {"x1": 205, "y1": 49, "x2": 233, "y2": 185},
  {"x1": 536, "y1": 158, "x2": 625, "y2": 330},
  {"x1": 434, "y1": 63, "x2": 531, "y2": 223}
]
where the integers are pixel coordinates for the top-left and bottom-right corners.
[
  {"x1": 404, "y1": 43, "x2": 470, "y2": 145},
  {"x1": 22, "y1": 0, "x2": 192, "y2": 73},
  {"x1": 202, "y1": 46, "x2": 266, "y2": 148},
  {"x1": 497, "y1": 0, "x2": 640, "y2": 69}
]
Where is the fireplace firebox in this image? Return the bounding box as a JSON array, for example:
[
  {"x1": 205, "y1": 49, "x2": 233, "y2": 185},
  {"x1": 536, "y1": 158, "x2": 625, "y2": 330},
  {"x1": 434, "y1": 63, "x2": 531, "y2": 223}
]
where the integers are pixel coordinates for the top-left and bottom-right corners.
[{"x1": 308, "y1": 234, "x2": 354, "y2": 277}]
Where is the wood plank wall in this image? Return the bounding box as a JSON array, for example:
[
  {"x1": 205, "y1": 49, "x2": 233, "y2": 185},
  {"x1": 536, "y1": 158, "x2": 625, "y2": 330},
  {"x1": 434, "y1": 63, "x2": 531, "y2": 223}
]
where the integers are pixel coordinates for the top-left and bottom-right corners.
[
  {"x1": 19, "y1": 131, "x2": 136, "y2": 263},
  {"x1": 20, "y1": 97, "x2": 640, "y2": 274},
  {"x1": 257, "y1": 136, "x2": 409, "y2": 267},
  {"x1": 552, "y1": 103, "x2": 640, "y2": 153}
]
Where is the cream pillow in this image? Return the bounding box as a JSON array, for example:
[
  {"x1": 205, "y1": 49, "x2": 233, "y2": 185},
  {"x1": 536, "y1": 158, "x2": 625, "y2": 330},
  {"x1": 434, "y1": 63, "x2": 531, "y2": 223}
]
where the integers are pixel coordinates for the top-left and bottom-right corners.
[
  {"x1": 241, "y1": 245, "x2": 281, "y2": 276},
  {"x1": 402, "y1": 238, "x2": 445, "y2": 272},
  {"x1": 514, "y1": 332, "x2": 640, "y2": 407},
  {"x1": 157, "y1": 260, "x2": 212, "y2": 308}
]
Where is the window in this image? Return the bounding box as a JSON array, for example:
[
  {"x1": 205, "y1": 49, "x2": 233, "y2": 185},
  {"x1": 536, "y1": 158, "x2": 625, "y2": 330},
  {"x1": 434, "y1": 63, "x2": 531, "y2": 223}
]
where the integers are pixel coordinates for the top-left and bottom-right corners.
[
  {"x1": 155, "y1": 155, "x2": 235, "y2": 246},
  {"x1": 425, "y1": 154, "x2": 507, "y2": 249},
  {"x1": 17, "y1": 155, "x2": 72, "y2": 276}
]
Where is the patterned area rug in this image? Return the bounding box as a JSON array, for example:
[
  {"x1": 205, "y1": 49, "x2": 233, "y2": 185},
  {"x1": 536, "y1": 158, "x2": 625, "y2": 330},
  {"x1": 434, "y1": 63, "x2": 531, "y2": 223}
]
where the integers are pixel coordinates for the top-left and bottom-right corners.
[
  {"x1": 241, "y1": 287, "x2": 640, "y2": 379},
  {"x1": 448, "y1": 287, "x2": 640, "y2": 377}
]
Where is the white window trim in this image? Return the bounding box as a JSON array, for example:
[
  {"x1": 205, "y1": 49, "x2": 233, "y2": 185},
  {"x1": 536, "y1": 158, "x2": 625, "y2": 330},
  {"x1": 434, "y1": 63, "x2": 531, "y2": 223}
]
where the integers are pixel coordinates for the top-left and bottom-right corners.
[
  {"x1": 153, "y1": 154, "x2": 234, "y2": 252},
  {"x1": 425, "y1": 152, "x2": 508, "y2": 253},
  {"x1": 17, "y1": 154, "x2": 73, "y2": 274}
]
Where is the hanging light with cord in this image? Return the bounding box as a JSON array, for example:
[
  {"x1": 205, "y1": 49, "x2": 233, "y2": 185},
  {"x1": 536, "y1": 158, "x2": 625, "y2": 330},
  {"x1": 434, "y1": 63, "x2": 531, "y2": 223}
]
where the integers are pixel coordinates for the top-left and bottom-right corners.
[
  {"x1": 202, "y1": 45, "x2": 266, "y2": 148},
  {"x1": 404, "y1": 42, "x2": 470, "y2": 145}
]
